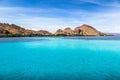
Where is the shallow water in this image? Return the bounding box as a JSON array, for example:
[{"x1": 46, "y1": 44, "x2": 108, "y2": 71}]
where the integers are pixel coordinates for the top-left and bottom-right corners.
[{"x1": 0, "y1": 36, "x2": 120, "y2": 80}]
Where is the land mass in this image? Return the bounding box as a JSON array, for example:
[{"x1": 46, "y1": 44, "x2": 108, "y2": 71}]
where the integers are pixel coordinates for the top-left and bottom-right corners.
[{"x1": 0, "y1": 23, "x2": 112, "y2": 37}]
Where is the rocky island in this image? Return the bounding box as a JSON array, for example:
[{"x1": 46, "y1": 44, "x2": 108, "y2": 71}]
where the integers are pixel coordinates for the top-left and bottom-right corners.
[
  {"x1": 0, "y1": 23, "x2": 112, "y2": 37},
  {"x1": 55, "y1": 24, "x2": 109, "y2": 36}
]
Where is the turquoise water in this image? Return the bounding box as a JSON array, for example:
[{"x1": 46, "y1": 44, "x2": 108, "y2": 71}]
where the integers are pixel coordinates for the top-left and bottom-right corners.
[{"x1": 0, "y1": 37, "x2": 120, "y2": 80}]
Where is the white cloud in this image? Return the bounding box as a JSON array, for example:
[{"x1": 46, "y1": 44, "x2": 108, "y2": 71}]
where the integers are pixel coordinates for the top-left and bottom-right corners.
[
  {"x1": 77, "y1": 0, "x2": 120, "y2": 8},
  {"x1": 0, "y1": 7, "x2": 120, "y2": 33}
]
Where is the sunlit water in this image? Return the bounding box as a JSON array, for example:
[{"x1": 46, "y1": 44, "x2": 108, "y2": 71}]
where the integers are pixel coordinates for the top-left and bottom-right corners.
[{"x1": 0, "y1": 36, "x2": 120, "y2": 80}]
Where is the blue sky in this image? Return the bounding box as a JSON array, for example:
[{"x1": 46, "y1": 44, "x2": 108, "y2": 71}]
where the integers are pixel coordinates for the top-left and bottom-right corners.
[{"x1": 0, "y1": 0, "x2": 120, "y2": 33}]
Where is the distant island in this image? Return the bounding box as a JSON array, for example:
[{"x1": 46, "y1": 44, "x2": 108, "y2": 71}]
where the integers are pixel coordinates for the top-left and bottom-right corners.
[{"x1": 0, "y1": 23, "x2": 112, "y2": 37}]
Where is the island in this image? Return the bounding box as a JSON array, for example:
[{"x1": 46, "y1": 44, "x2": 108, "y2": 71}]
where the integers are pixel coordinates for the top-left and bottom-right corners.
[{"x1": 0, "y1": 23, "x2": 112, "y2": 37}]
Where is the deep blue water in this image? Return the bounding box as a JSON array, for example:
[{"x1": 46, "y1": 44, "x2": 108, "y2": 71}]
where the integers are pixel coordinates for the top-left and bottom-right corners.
[{"x1": 0, "y1": 36, "x2": 120, "y2": 80}]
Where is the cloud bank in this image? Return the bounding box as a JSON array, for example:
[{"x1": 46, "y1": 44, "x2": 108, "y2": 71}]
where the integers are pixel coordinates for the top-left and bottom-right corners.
[{"x1": 0, "y1": 0, "x2": 120, "y2": 33}]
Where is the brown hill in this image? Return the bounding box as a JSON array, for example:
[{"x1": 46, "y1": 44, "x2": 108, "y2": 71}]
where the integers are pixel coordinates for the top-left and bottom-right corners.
[
  {"x1": 0, "y1": 23, "x2": 26, "y2": 34},
  {"x1": 0, "y1": 23, "x2": 51, "y2": 36},
  {"x1": 55, "y1": 29, "x2": 64, "y2": 35},
  {"x1": 64, "y1": 27, "x2": 74, "y2": 35},
  {"x1": 38, "y1": 30, "x2": 52, "y2": 35},
  {"x1": 0, "y1": 23, "x2": 111, "y2": 37},
  {"x1": 74, "y1": 24, "x2": 106, "y2": 36},
  {"x1": 55, "y1": 24, "x2": 109, "y2": 36}
]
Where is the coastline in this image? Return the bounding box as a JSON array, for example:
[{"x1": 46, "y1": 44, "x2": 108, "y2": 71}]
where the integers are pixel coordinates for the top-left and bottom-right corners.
[
  {"x1": 0, "y1": 23, "x2": 113, "y2": 37},
  {"x1": 0, "y1": 34, "x2": 113, "y2": 38}
]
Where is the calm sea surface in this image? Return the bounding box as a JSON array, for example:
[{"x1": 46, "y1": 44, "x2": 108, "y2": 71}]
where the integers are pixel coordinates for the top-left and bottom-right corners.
[{"x1": 0, "y1": 36, "x2": 120, "y2": 80}]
